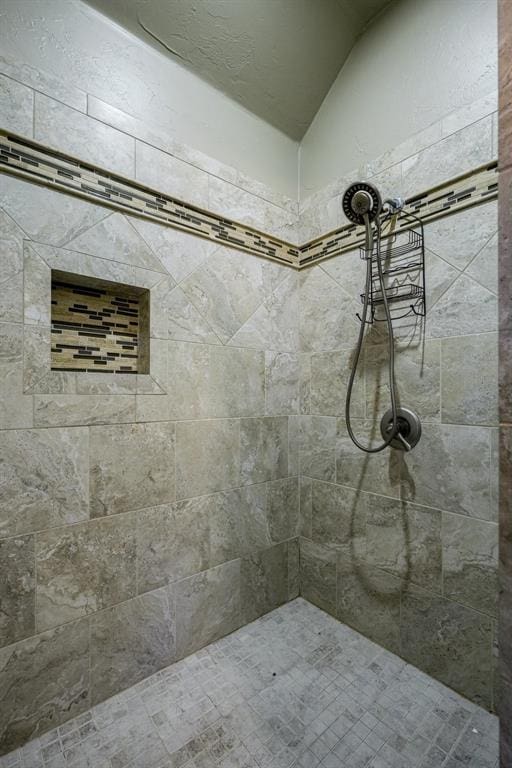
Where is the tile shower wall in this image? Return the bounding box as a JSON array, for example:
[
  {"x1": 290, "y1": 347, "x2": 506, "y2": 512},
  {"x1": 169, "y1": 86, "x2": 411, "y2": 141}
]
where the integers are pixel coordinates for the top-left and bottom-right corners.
[
  {"x1": 0, "y1": 168, "x2": 300, "y2": 755},
  {"x1": 297, "y1": 123, "x2": 499, "y2": 711},
  {"x1": 0, "y1": 48, "x2": 501, "y2": 758}
]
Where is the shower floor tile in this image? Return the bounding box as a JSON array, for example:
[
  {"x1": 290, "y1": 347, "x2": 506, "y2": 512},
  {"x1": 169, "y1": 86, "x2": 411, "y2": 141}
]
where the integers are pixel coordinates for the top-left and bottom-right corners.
[{"x1": 1, "y1": 598, "x2": 499, "y2": 768}]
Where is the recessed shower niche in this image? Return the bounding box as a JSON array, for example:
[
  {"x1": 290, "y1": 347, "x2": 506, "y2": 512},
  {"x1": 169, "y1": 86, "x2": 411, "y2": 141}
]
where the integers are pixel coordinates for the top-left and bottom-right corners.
[{"x1": 50, "y1": 271, "x2": 150, "y2": 374}]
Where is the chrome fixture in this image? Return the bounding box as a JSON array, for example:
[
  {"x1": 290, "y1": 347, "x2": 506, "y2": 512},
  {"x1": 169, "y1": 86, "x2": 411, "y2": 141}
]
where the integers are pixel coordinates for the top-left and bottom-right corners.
[{"x1": 343, "y1": 182, "x2": 422, "y2": 453}]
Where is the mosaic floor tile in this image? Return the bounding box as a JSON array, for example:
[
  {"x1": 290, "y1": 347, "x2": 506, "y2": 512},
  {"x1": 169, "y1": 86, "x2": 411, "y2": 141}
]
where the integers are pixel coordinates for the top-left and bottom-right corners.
[{"x1": 0, "y1": 598, "x2": 499, "y2": 768}]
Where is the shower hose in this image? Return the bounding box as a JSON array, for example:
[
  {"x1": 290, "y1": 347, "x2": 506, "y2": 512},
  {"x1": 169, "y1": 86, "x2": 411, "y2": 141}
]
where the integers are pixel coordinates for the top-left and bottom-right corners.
[{"x1": 345, "y1": 214, "x2": 400, "y2": 453}]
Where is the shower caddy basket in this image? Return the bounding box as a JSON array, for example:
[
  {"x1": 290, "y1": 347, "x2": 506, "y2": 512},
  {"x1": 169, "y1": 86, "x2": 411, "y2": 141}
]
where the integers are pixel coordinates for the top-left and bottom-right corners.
[{"x1": 358, "y1": 210, "x2": 426, "y2": 324}]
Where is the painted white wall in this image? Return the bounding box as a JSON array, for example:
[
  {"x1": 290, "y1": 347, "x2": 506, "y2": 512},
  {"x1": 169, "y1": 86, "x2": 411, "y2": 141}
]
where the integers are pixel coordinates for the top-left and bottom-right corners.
[
  {"x1": 0, "y1": 0, "x2": 298, "y2": 198},
  {"x1": 299, "y1": 0, "x2": 498, "y2": 197}
]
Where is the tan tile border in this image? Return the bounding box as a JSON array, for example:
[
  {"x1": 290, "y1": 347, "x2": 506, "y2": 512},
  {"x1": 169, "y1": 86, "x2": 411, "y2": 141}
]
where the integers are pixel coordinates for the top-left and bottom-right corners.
[{"x1": 0, "y1": 131, "x2": 498, "y2": 270}]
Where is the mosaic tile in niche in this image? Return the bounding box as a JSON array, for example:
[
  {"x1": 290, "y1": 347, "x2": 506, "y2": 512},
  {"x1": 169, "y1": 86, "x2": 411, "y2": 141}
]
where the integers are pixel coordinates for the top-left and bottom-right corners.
[{"x1": 50, "y1": 272, "x2": 149, "y2": 374}]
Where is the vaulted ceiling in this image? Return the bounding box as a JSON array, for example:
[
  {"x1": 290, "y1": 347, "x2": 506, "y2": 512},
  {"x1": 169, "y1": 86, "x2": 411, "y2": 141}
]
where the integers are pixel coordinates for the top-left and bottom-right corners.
[{"x1": 84, "y1": 0, "x2": 391, "y2": 139}]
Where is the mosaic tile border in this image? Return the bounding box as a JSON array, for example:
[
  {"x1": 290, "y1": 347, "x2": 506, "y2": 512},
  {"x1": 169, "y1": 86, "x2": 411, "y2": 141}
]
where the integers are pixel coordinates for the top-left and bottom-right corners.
[
  {"x1": 0, "y1": 132, "x2": 300, "y2": 267},
  {"x1": 299, "y1": 161, "x2": 499, "y2": 267},
  {"x1": 0, "y1": 131, "x2": 498, "y2": 270}
]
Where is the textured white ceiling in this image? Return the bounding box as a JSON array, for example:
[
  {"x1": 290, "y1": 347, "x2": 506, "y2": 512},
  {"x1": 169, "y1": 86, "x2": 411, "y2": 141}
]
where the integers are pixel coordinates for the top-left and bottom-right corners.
[{"x1": 84, "y1": 0, "x2": 391, "y2": 139}]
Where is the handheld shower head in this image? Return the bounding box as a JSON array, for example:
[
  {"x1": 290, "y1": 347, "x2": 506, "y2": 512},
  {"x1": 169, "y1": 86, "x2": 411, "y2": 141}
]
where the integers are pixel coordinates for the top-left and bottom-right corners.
[{"x1": 342, "y1": 182, "x2": 382, "y2": 225}]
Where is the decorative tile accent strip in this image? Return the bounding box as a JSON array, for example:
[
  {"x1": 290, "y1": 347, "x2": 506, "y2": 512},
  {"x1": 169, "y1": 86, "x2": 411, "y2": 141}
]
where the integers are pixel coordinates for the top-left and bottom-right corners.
[
  {"x1": 0, "y1": 132, "x2": 300, "y2": 268},
  {"x1": 0, "y1": 131, "x2": 497, "y2": 270},
  {"x1": 51, "y1": 278, "x2": 147, "y2": 374},
  {"x1": 299, "y1": 161, "x2": 499, "y2": 267}
]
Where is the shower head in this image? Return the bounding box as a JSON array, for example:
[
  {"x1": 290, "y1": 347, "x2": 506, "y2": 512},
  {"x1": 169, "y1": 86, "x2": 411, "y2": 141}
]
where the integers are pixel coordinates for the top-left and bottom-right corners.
[{"x1": 342, "y1": 182, "x2": 382, "y2": 225}]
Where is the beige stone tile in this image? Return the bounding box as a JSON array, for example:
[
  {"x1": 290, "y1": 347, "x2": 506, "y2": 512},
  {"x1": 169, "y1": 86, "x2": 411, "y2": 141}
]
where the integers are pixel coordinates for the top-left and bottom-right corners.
[
  {"x1": 36, "y1": 514, "x2": 136, "y2": 631},
  {"x1": 35, "y1": 94, "x2": 135, "y2": 177},
  {"x1": 424, "y1": 202, "x2": 497, "y2": 272},
  {"x1": 365, "y1": 338, "x2": 441, "y2": 423},
  {"x1": 64, "y1": 213, "x2": 168, "y2": 274},
  {"x1": 90, "y1": 421, "x2": 175, "y2": 516},
  {"x1": 401, "y1": 423, "x2": 494, "y2": 521},
  {"x1": 241, "y1": 542, "x2": 289, "y2": 624},
  {"x1": 240, "y1": 416, "x2": 288, "y2": 484},
  {"x1": 299, "y1": 537, "x2": 336, "y2": 616},
  {"x1": 441, "y1": 333, "x2": 498, "y2": 426},
  {"x1": 268, "y1": 477, "x2": 299, "y2": 543},
  {"x1": 0, "y1": 427, "x2": 89, "y2": 537},
  {"x1": 90, "y1": 588, "x2": 175, "y2": 705},
  {"x1": 175, "y1": 560, "x2": 241, "y2": 658},
  {"x1": 265, "y1": 351, "x2": 300, "y2": 415},
  {"x1": 0, "y1": 72, "x2": 33, "y2": 137},
  {"x1": 0, "y1": 535, "x2": 35, "y2": 648},
  {"x1": 137, "y1": 500, "x2": 210, "y2": 593},
  {"x1": 34, "y1": 394, "x2": 136, "y2": 427},
  {"x1": 208, "y1": 484, "x2": 270, "y2": 567},
  {"x1": 310, "y1": 348, "x2": 364, "y2": 418},
  {"x1": 175, "y1": 419, "x2": 240, "y2": 499},
  {"x1": 442, "y1": 513, "x2": 498, "y2": 617},
  {"x1": 136, "y1": 140, "x2": 209, "y2": 209},
  {"x1": 401, "y1": 587, "x2": 493, "y2": 709},
  {"x1": 0, "y1": 618, "x2": 90, "y2": 754},
  {"x1": 299, "y1": 266, "x2": 360, "y2": 353},
  {"x1": 336, "y1": 418, "x2": 403, "y2": 495}
]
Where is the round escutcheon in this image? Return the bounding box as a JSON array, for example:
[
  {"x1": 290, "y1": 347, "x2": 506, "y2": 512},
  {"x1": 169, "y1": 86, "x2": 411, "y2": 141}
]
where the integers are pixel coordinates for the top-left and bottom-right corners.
[{"x1": 380, "y1": 407, "x2": 422, "y2": 451}]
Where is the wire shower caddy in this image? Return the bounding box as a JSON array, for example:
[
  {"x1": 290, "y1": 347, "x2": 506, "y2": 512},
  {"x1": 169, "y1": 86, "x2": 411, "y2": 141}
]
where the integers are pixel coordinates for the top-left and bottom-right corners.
[{"x1": 358, "y1": 210, "x2": 426, "y2": 324}]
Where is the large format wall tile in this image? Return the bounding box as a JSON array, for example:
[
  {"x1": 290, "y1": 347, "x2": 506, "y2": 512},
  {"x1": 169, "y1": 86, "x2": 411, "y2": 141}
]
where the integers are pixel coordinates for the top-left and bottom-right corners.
[
  {"x1": 90, "y1": 588, "x2": 175, "y2": 705},
  {"x1": 311, "y1": 479, "x2": 365, "y2": 549},
  {"x1": 337, "y1": 555, "x2": 401, "y2": 655},
  {"x1": 34, "y1": 394, "x2": 136, "y2": 427},
  {"x1": 35, "y1": 94, "x2": 135, "y2": 178},
  {"x1": 0, "y1": 618, "x2": 90, "y2": 754},
  {"x1": 426, "y1": 273, "x2": 497, "y2": 338},
  {"x1": 442, "y1": 513, "x2": 498, "y2": 617},
  {"x1": 401, "y1": 423, "x2": 493, "y2": 521},
  {"x1": 90, "y1": 422, "x2": 175, "y2": 516},
  {"x1": 130, "y1": 218, "x2": 217, "y2": 284},
  {"x1": 299, "y1": 267, "x2": 360, "y2": 353},
  {"x1": 466, "y1": 232, "x2": 498, "y2": 295},
  {"x1": 0, "y1": 427, "x2": 89, "y2": 537},
  {"x1": 441, "y1": 333, "x2": 498, "y2": 426},
  {"x1": 228, "y1": 271, "x2": 299, "y2": 352},
  {"x1": 240, "y1": 416, "x2": 288, "y2": 484},
  {"x1": 299, "y1": 537, "x2": 336, "y2": 616},
  {"x1": 208, "y1": 484, "x2": 270, "y2": 566},
  {"x1": 137, "y1": 500, "x2": 210, "y2": 593},
  {"x1": 208, "y1": 346, "x2": 266, "y2": 417},
  {"x1": 0, "y1": 175, "x2": 108, "y2": 248},
  {"x1": 0, "y1": 73, "x2": 33, "y2": 137},
  {"x1": 241, "y1": 542, "x2": 289, "y2": 624},
  {"x1": 310, "y1": 349, "x2": 364, "y2": 417},
  {"x1": 268, "y1": 477, "x2": 299, "y2": 543},
  {"x1": 365, "y1": 497, "x2": 442, "y2": 593},
  {"x1": 0, "y1": 535, "x2": 35, "y2": 648},
  {"x1": 175, "y1": 560, "x2": 241, "y2": 658},
  {"x1": 401, "y1": 116, "x2": 493, "y2": 199},
  {"x1": 365, "y1": 339, "x2": 441, "y2": 423},
  {"x1": 401, "y1": 588, "x2": 493, "y2": 709},
  {"x1": 36, "y1": 514, "x2": 136, "y2": 631},
  {"x1": 424, "y1": 202, "x2": 497, "y2": 272},
  {"x1": 176, "y1": 419, "x2": 240, "y2": 499},
  {"x1": 335, "y1": 418, "x2": 402, "y2": 498},
  {"x1": 265, "y1": 351, "x2": 300, "y2": 415},
  {"x1": 136, "y1": 141, "x2": 209, "y2": 209},
  {"x1": 295, "y1": 415, "x2": 336, "y2": 482},
  {"x1": 64, "y1": 212, "x2": 167, "y2": 274},
  {"x1": 181, "y1": 247, "x2": 287, "y2": 344}
]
